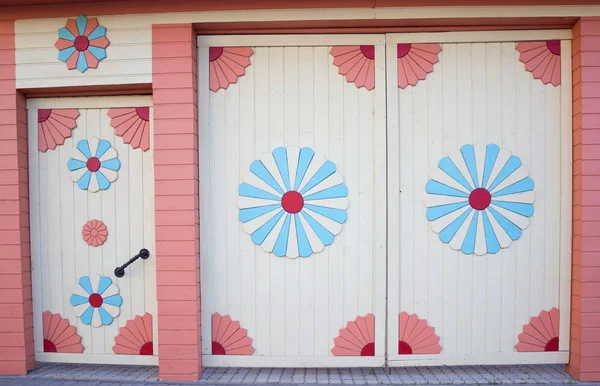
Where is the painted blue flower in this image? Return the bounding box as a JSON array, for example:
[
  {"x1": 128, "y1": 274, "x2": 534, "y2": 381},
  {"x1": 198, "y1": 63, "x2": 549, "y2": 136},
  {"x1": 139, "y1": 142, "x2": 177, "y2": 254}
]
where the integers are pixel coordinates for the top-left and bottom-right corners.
[
  {"x1": 67, "y1": 138, "x2": 121, "y2": 192},
  {"x1": 424, "y1": 144, "x2": 535, "y2": 255},
  {"x1": 70, "y1": 275, "x2": 122, "y2": 327},
  {"x1": 238, "y1": 146, "x2": 349, "y2": 258},
  {"x1": 55, "y1": 15, "x2": 109, "y2": 73}
]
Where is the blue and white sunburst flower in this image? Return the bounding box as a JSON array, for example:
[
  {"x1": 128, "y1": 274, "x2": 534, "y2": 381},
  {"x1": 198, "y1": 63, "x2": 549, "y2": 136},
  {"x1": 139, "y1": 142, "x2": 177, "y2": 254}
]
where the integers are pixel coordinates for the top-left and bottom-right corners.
[
  {"x1": 70, "y1": 275, "x2": 122, "y2": 327},
  {"x1": 424, "y1": 144, "x2": 535, "y2": 256},
  {"x1": 238, "y1": 146, "x2": 349, "y2": 258},
  {"x1": 55, "y1": 15, "x2": 110, "y2": 73},
  {"x1": 68, "y1": 138, "x2": 121, "y2": 192}
]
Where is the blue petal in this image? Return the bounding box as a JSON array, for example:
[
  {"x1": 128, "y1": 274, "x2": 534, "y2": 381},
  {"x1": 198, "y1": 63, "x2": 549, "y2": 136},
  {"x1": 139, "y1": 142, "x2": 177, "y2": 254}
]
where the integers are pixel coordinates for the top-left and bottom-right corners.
[
  {"x1": 460, "y1": 211, "x2": 479, "y2": 255},
  {"x1": 58, "y1": 47, "x2": 76, "y2": 62},
  {"x1": 77, "y1": 170, "x2": 92, "y2": 190},
  {"x1": 69, "y1": 294, "x2": 89, "y2": 307},
  {"x1": 439, "y1": 208, "x2": 472, "y2": 243},
  {"x1": 487, "y1": 206, "x2": 522, "y2": 240},
  {"x1": 491, "y1": 200, "x2": 534, "y2": 218},
  {"x1": 303, "y1": 204, "x2": 347, "y2": 224},
  {"x1": 250, "y1": 160, "x2": 285, "y2": 195},
  {"x1": 88, "y1": 46, "x2": 106, "y2": 61},
  {"x1": 251, "y1": 210, "x2": 284, "y2": 245},
  {"x1": 239, "y1": 204, "x2": 281, "y2": 223},
  {"x1": 100, "y1": 158, "x2": 120, "y2": 171},
  {"x1": 87, "y1": 26, "x2": 107, "y2": 41},
  {"x1": 96, "y1": 276, "x2": 112, "y2": 295},
  {"x1": 304, "y1": 184, "x2": 348, "y2": 201},
  {"x1": 425, "y1": 180, "x2": 470, "y2": 198},
  {"x1": 95, "y1": 171, "x2": 111, "y2": 190},
  {"x1": 482, "y1": 144, "x2": 500, "y2": 189},
  {"x1": 102, "y1": 294, "x2": 123, "y2": 307},
  {"x1": 492, "y1": 177, "x2": 534, "y2": 197},
  {"x1": 482, "y1": 211, "x2": 500, "y2": 254},
  {"x1": 294, "y1": 214, "x2": 312, "y2": 258},
  {"x1": 238, "y1": 183, "x2": 281, "y2": 201},
  {"x1": 78, "y1": 276, "x2": 93, "y2": 295},
  {"x1": 438, "y1": 157, "x2": 473, "y2": 192},
  {"x1": 77, "y1": 140, "x2": 92, "y2": 159},
  {"x1": 67, "y1": 158, "x2": 86, "y2": 171},
  {"x1": 98, "y1": 307, "x2": 113, "y2": 325},
  {"x1": 426, "y1": 201, "x2": 469, "y2": 221},
  {"x1": 80, "y1": 306, "x2": 94, "y2": 325},
  {"x1": 460, "y1": 144, "x2": 480, "y2": 188},
  {"x1": 488, "y1": 156, "x2": 522, "y2": 192},
  {"x1": 294, "y1": 147, "x2": 315, "y2": 191},
  {"x1": 272, "y1": 147, "x2": 291, "y2": 191},
  {"x1": 95, "y1": 139, "x2": 111, "y2": 158},
  {"x1": 75, "y1": 15, "x2": 88, "y2": 36},
  {"x1": 58, "y1": 26, "x2": 76, "y2": 41},
  {"x1": 76, "y1": 51, "x2": 88, "y2": 73},
  {"x1": 301, "y1": 211, "x2": 335, "y2": 246},
  {"x1": 300, "y1": 161, "x2": 336, "y2": 195},
  {"x1": 272, "y1": 214, "x2": 291, "y2": 257}
]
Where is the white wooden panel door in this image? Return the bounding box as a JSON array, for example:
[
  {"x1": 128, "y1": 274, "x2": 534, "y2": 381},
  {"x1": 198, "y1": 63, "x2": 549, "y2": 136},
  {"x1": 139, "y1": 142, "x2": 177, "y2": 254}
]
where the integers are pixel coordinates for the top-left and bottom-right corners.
[
  {"x1": 198, "y1": 35, "x2": 387, "y2": 367},
  {"x1": 386, "y1": 33, "x2": 572, "y2": 366},
  {"x1": 28, "y1": 96, "x2": 158, "y2": 365}
]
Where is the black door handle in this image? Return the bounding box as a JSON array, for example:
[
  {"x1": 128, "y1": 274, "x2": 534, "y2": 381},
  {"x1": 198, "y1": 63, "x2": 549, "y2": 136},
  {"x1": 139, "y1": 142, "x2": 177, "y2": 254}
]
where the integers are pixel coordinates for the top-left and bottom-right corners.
[{"x1": 114, "y1": 248, "x2": 150, "y2": 278}]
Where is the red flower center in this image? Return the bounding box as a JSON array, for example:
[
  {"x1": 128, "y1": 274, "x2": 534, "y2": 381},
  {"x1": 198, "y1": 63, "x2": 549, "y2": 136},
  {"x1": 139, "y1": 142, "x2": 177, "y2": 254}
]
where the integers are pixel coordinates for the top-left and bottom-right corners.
[
  {"x1": 74, "y1": 36, "x2": 90, "y2": 52},
  {"x1": 360, "y1": 45, "x2": 375, "y2": 60},
  {"x1": 545, "y1": 337, "x2": 559, "y2": 352},
  {"x1": 43, "y1": 338, "x2": 57, "y2": 353},
  {"x1": 38, "y1": 109, "x2": 52, "y2": 123},
  {"x1": 140, "y1": 341, "x2": 154, "y2": 355},
  {"x1": 398, "y1": 340, "x2": 413, "y2": 354},
  {"x1": 209, "y1": 47, "x2": 224, "y2": 62},
  {"x1": 88, "y1": 293, "x2": 103, "y2": 308},
  {"x1": 397, "y1": 44, "x2": 412, "y2": 58},
  {"x1": 86, "y1": 157, "x2": 101, "y2": 172},
  {"x1": 212, "y1": 341, "x2": 226, "y2": 355},
  {"x1": 360, "y1": 342, "x2": 375, "y2": 356},
  {"x1": 469, "y1": 188, "x2": 492, "y2": 211},
  {"x1": 281, "y1": 191, "x2": 304, "y2": 214},
  {"x1": 546, "y1": 40, "x2": 561, "y2": 56},
  {"x1": 136, "y1": 107, "x2": 150, "y2": 121}
]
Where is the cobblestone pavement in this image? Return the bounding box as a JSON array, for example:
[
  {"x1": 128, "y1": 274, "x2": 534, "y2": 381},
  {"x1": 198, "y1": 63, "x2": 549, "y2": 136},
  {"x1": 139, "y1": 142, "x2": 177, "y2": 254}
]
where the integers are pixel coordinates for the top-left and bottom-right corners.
[{"x1": 0, "y1": 362, "x2": 595, "y2": 385}]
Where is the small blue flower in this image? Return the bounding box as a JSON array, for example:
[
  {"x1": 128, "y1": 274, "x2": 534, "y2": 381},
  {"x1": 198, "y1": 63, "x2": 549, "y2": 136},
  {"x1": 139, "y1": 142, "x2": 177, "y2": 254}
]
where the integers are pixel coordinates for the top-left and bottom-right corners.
[
  {"x1": 68, "y1": 138, "x2": 121, "y2": 192},
  {"x1": 70, "y1": 275, "x2": 122, "y2": 327}
]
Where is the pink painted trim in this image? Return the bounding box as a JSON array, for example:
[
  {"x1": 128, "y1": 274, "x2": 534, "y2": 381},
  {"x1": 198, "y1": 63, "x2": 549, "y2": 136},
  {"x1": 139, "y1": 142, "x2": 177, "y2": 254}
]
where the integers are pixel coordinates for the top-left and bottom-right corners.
[
  {"x1": 330, "y1": 46, "x2": 375, "y2": 90},
  {"x1": 331, "y1": 313, "x2": 375, "y2": 356},
  {"x1": 107, "y1": 107, "x2": 151, "y2": 151},
  {"x1": 211, "y1": 313, "x2": 255, "y2": 355},
  {"x1": 515, "y1": 307, "x2": 560, "y2": 352},
  {"x1": 396, "y1": 43, "x2": 441, "y2": 89},
  {"x1": 398, "y1": 311, "x2": 442, "y2": 354},
  {"x1": 209, "y1": 47, "x2": 253, "y2": 92},
  {"x1": 113, "y1": 313, "x2": 153, "y2": 355},
  {"x1": 516, "y1": 41, "x2": 561, "y2": 86},
  {"x1": 38, "y1": 109, "x2": 80, "y2": 152},
  {"x1": 42, "y1": 311, "x2": 84, "y2": 353}
]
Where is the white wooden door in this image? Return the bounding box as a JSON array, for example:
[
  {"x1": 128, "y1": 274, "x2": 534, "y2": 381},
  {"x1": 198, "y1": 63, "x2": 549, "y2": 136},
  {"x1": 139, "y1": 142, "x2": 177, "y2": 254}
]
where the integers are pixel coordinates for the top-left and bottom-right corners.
[
  {"x1": 386, "y1": 31, "x2": 572, "y2": 366},
  {"x1": 29, "y1": 96, "x2": 158, "y2": 365},
  {"x1": 198, "y1": 35, "x2": 387, "y2": 367}
]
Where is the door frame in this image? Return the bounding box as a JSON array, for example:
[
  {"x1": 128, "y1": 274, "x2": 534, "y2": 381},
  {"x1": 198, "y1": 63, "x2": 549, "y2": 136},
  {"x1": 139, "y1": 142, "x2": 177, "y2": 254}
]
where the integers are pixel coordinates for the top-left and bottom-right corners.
[{"x1": 27, "y1": 95, "x2": 158, "y2": 366}]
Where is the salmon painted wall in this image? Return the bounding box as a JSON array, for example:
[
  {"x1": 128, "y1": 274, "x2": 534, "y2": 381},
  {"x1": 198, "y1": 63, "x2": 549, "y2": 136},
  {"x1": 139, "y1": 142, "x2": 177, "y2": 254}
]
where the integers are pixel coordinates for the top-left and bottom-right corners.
[
  {"x1": 0, "y1": 20, "x2": 34, "y2": 376},
  {"x1": 567, "y1": 17, "x2": 600, "y2": 383}
]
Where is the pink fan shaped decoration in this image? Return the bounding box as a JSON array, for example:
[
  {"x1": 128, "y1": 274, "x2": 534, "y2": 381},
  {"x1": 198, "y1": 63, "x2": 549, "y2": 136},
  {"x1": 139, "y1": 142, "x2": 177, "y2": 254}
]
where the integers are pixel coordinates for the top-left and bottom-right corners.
[
  {"x1": 209, "y1": 47, "x2": 254, "y2": 92},
  {"x1": 398, "y1": 311, "x2": 442, "y2": 354},
  {"x1": 516, "y1": 41, "x2": 561, "y2": 86},
  {"x1": 330, "y1": 46, "x2": 376, "y2": 91},
  {"x1": 515, "y1": 308, "x2": 560, "y2": 352},
  {"x1": 107, "y1": 107, "x2": 150, "y2": 151},
  {"x1": 113, "y1": 313, "x2": 154, "y2": 355},
  {"x1": 331, "y1": 313, "x2": 375, "y2": 356},
  {"x1": 211, "y1": 313, "x2": 255, "y2": 355},
  {"x1": 42, "y1": 311, "x2": 84, "y2": 353},
  {"x1": 396, "y1": 43, "x2": 441, "y2": 89},
  {"x1": 38, "y1": 109, "x2": 80, "y2": 152}
]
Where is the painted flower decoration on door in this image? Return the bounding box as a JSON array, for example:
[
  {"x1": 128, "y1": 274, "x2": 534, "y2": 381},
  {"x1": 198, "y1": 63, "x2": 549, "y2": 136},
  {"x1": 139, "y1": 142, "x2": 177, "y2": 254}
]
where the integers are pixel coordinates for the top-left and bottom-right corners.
[
  {"x1": 107, "y1": 107, "x2": 151, "y2": 151},
  {"x1": 515, "y1": 308, "x2": 560, "y2": 352},
  {"x1": 67, "y1": 138, "x2": 121, "y2": 192},
  {"x1": 396, "y1": 43, "x2": 442, "y2": 89},
  {"x1": 211, "y1": 313, "x2": 255, "y2": 355},
  {"x1": 42, "y1": 311, "x2": 84, "y2": 353},
  {"x1": 38, "y1": 109, "x2": 80, "y2": 152},
  {"x1": 330, "y1": 46, "x2": 375, "y2": 90},
  {"x1": 82, "y1": 219, "x2": 108, "y2": 247},
  {"x1": 113, "y1": 313, "x2": 154, "y2": 355},
  {"x1": 331, "y1": 314, "x2": 375, "y2": 356},
  {"x1": 209, "y1": 47, "x2": 253, "y2": 92},
  {"x1": 398, "y1": 312, "x2": 442, "y2": 355},
  {"x1": 516, "y1": 41, "x2": 561, "y2": 86},
  {"x1": 55, "y1": 15, "x2": 109, "y2": 73},
  {"x1": 70, "y1": 275, "x2": 122, "y2": 327},
  {"x1": 238, "y1": 146, "x2": 349, "y2": 258},
  {"x1": 424, "y1": 144, "x2": 535, "y2": 255}
]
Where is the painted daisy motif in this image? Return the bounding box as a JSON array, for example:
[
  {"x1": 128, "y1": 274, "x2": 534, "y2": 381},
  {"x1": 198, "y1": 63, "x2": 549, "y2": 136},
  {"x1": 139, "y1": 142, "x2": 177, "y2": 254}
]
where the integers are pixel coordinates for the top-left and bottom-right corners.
[
  {"x1": 107, "y1": 107, "x2": 151, "y2": 151},
  {"x1": 55, "y1": 15, "x2": 109, "y2": 73},
  {"x1": 70, "y1": 275, "x2": 122, "y2": 327},
  {"x1": 516, "y1": 41, "x2": 561, "y2": 86},
  {"x1": 424, "y1": 144, "x2": 535, "y2": 256},
  {"x1": 238, "y1": 146, "x2": 349, "y2": 258},
  {"x1": 209, "y1": 47, "x2": 254, "y2": 92},
  {"x1": 211, "y1": 313, "x2": 255, "y2": 355},
  {"x1": 396, "y1": 43, "x2": 442, "y2": 89},
  {"x1": 515, "y1": 308, "x2": 560, "y2": 352},
  {"x1": 82, "y1": 219, "x2": 108, "y2": 247},
  {"x1": 330, "y1": 46, "x2": 375, "y2": 90},
  {"x1": 113, "y1": 313, "x2": 154, "y2": 355},
  {"x1": 67, "y1": 138, "x2": 121, "y2": 192},
  {"x1": 398, "y1": 312, "x2": 442, "y2": 355},
  {"x1": 42, "y1": 311, "x2": 84, "y2": 353},
  {"x1": 331, "y1": 314, "x2": 375, "y2": 356},
  {"x1": 38, "y1": 109, "x2": 80, "y2": 152}
]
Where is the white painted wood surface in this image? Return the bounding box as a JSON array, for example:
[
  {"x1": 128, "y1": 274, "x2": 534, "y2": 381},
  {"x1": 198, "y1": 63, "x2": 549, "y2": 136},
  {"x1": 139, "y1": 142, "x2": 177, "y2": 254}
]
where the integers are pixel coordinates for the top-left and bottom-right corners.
[
  {"x1": 29, "y1": 96, "x2": 157, "y2": 366},
  {"x1": 386, "y1": 35, "x2": 571, "y2": 365},
  {"x1": 199, "y1": 36, "x2": 387, "y2": 365}
]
